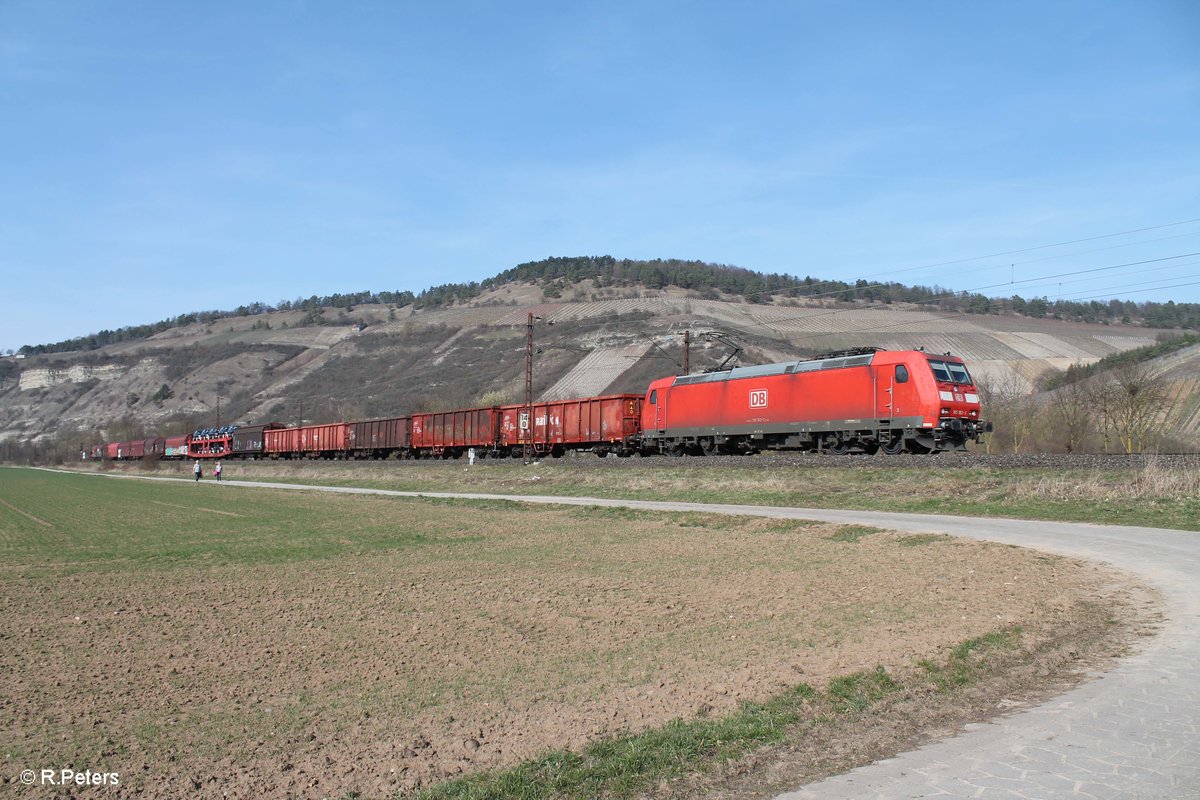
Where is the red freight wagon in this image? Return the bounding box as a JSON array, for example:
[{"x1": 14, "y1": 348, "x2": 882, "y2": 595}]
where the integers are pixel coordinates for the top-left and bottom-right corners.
[
  {"x1": 499, "y1": 394, "x2": 643, "y2": 457},
  {"x1": 164, "y1": 434, "x2": 189, "y2": 458},
  {"x1": 106, "y1": 442, "x2": 120, "y2": 460},
  {"x1": 410, "y1": 408, "x2": 499, "y2": 457},
  {"x1": 298, "y1": 424, "x2": 350, "y2": 454},
  {"x1": 348, "y1": 416, "x2": 411, "y2": 458},
  {"x1": 641, "y1": 348, "x2": 989, "y2": 455},
  {"x1": 263, "y1": 426, "x2": 297, "y2": 456},
  {"x1": 264, "y1": 422, "x2": 350, "y2": 458},
  {"x1": 143, "y1": 437, "x2": 166, "y2": 459},
  {"x1": 113, "y1": 441, "x2": 146, "y2": 460}
]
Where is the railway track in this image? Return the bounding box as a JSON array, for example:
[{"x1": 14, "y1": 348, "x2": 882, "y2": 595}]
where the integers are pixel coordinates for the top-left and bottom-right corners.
[{"x1": 528, "y1": 450, "x2": 1200, "y2": 471}]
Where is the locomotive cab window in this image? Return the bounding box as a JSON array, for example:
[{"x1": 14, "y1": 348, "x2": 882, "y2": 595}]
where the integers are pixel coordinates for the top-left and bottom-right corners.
[
  {"x1": 927, "y1": 359, "x2": 972, "y2": 384},
  {"x1": 947, "y1": 362, "x2": 972, "y2": 384},
  {"x1": 895, "y1": 365, "x2": 909, "y2": 383},
  {"x1": 648, "y1": 390, "x2": 658, "y2": 405}
]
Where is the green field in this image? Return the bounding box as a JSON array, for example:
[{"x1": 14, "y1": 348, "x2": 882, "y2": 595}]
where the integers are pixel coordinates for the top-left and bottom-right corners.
[{"x1": 0, "y1": 468, "x2": 483, "y2": 571}]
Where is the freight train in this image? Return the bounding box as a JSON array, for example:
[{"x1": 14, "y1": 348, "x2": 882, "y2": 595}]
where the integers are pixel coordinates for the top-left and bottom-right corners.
[{"x1": 88, "y1": 348, "x2": 991, "y2": 461}]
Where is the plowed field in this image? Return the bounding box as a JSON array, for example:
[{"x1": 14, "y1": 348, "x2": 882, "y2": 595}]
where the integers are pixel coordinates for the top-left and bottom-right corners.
[{"x1": 0, "y1": 468, "x2": 1137, "y2": 799}]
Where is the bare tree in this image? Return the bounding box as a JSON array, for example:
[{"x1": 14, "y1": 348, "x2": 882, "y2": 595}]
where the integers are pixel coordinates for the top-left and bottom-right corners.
[
  {"x1": 1100, "y1": 361, "x2": 1174, "y2": 454},
  {"x1": 1046, "y1": 370, "x2": 1096, "y2": 453},
  {"x1": 975, "y1": 371, "x2": 1033, "y2": 453}
]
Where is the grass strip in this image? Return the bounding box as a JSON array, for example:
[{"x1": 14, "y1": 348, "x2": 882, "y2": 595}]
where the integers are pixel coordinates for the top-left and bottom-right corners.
[
  {"x1": 193, "y1": 461, "x2": 1200, "y2": 531},
  {"x1": 412, "y1": 628, "x2": 1022, "y2": 800},
  {"x1": 919, "y1": 629, "x2": 1023, "y2": 691},
  {"x1": 824, "y1": 524, "x2": 882, "y2": 543}
]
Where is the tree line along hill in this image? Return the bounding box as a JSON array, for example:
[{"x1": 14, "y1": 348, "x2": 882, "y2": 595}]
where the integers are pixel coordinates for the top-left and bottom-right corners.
[{"x1": 15, "y1": 256, "x2": 1200, "y2": 357}]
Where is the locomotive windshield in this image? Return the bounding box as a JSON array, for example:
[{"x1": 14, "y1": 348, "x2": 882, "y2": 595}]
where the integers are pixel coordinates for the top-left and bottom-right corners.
[{"x1": 927, "y1": 359, "x2": 973, "y2": 385}]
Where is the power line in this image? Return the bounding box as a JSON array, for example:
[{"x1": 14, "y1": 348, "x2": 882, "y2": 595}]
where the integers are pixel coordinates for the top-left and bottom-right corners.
[
  {"x1": 1053, "y1": 279, "x2": 1200, "y2": 303},
  {"x1": 741, "y1": 217, "x2": 1200, "y2": 305},
  {"x1": 866, "y1": 216, "x2": 1200, "y2": 278},
  {"x1": 1001, "y1": 229, "x2": 1200, "y2": 269},
  {"x1": 1013, "y1": 259, "x2": 1200, "y2": 300},
  {"x1": 729, "y1": 251, "x2": 1200, "y2": 341},
  {"x1": 332, "y1": 233, "x2": 1200, "y2": 406},
  {"x1": 963, "y1": 252, "x2": 1200, "y2": 295}
]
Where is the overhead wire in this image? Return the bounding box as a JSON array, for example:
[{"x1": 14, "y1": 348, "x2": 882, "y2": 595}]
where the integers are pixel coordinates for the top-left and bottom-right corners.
[
  {"x1": 1008, "y1": 260, "x2": 1200, "y2": 300},
  {"x1": 740, "y1": 225, "x2": 1200, "y2": 304},
  {"x1": 713, "y1": 250, "x2": 1199, "y2": 352},
  {"x1": 1054, "y1": 279, "x2": 1200, "y2": 303},
  {"x1": 987, "y1": 228, "x2": 1200, "y2": 270},
  {"x1": 352, "y1": 219, "x2": 1200, "y2": 389},
  {"x1": 723, "y1": 250, "x2": 1198, "y2": 340},
  {"x1": 582, "y1": 243, "x2": 1200, "y2": 368},
  {"x1": 860, "y1": 216, "x2": 1200, "y2": 279}
]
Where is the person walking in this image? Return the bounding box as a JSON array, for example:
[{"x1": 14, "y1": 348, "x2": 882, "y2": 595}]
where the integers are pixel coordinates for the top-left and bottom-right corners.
[
  {"x1": 214, "y1": 461, "x2": 223, "y2": 482},
  {"x1": 193, "y1": 460, "x2": 202, "y2": 482}
]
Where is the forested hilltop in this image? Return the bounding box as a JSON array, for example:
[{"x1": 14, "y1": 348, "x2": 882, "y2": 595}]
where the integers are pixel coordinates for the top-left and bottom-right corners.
[{"x1": 19, "y1": 256, "x2": 1200, "y2": 356}]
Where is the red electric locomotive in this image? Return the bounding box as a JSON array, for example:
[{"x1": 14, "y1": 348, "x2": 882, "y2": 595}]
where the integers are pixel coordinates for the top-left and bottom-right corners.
[{"x1": 639, "y1": 348, "x2": 990, "y2": 455}]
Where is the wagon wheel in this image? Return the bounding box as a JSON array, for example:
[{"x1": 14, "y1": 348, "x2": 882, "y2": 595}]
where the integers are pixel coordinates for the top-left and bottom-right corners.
[
  {"x1": 905, "y1": 440, "x2": 933, "y2": 454},
  {"x1": 668, "y1": 443, "x2": 686, "y2": 458},
  {"x1": 880, "y1": 434, "x2": 906, "y2": 455},
  {"x1": 828, "y1": 438, "x2": 852, "y2": 455},
  {"x1": 699, "y1": 437, "x2": 718, "y2": 456}
]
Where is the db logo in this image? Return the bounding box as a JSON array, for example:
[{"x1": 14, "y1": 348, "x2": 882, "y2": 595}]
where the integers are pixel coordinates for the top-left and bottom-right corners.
[{"x1": 749, "y1": 389, "x2": 768, "y2": 409}]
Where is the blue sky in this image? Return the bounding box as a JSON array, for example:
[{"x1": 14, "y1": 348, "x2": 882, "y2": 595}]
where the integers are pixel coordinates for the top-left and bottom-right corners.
[{"x1": 2, "y1": 1, "x2": 1198, "y2": 352}]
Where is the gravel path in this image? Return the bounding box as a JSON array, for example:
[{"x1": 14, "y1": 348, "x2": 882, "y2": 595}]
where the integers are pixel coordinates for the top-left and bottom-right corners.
[{"x1": 91, "y1": 470, "x2": 1200, "y2": 798}]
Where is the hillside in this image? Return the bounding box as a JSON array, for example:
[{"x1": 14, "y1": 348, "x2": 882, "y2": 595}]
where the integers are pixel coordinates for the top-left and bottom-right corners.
[{"x1": 3, "y1": 276, "x2": 1197, "y2": 455}]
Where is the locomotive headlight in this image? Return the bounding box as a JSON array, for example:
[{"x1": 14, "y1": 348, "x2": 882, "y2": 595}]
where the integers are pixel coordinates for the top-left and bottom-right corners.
[{"x1": 941, "y1": 408, "x2": 949, "y2": 415}]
